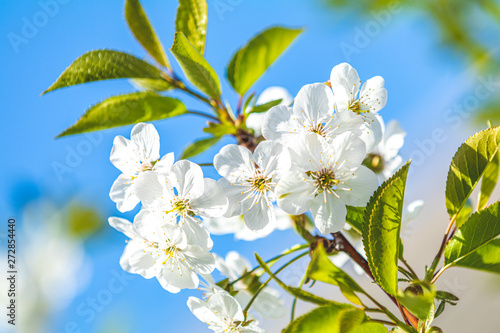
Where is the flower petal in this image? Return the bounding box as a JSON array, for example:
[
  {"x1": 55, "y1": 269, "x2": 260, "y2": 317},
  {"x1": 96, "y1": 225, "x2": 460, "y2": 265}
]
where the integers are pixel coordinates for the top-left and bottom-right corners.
[
  {"x1": 170, "y1": 160, "x2": 205, "y2": 200},
  {"x1": 134, "y1": 171, "x2": 165, "y2": 207},
  {"x1": 311, "y1": 194, "x2": 347, "y2": 234},
  {"x1": 293, "y1": 83, "x2": 335, "y2": 125},
  {"x1": 359, "y1": 76, "x2": 387, "y2": 113},
  {"x1": 190, "y1": 178, "x2": 228, "y2": 218},
  {"x1": 187, "y1": 297, "x2": 220, "y2": 326},
  {"x1": 153, "y1": 152, "x2": 175, "y2": 175},
  {"x1": 218, "y1": 178, "x2": 253, "y2": 217},
  {"x1": 330, "y1": 63, "x2": 361, "y2": 111},
  {"x1": 359, "y1": 113, "x2": 383, "y2": 153},
  {"x1": 337, "y1": 166, "x2": 378, "y2": 207},
  {"x1": 119, "y1": 240, "x2": 157, "y2": 279},
  {"x1": 179, "y1": 216, "x2": 213, "y2": 251},
  {"x1": 108, "y1": 216, "x2": 137, "y2": 239},
  {"x1": 331, "y1": 132, "x2": 367, "y2": 170},
  {"x1": 253, "y1": 140, "x2": 291, "y2": 180},
  {"x1": 262, "y1": 105, "x2": 298, "y2": 141},
  {"x1": 110, "y1": 136, "x2": 141, "y2": 175},
  {"x1": 214, "y1": 144, "x2": 255, "y2": 183},
  {"x1": 276, "y1": 170, "x2": 316, "y2": 215},
  {"x1": 130, "y1": 123, "x2": 160, "y2": 162},
  {"x1": 158, "y1": 259, "x2": 198, "y2": 292},
  {"x1": 183, "y1": 244, "x2": 216, "y2": 275},
  {"x1": 381, "y1": 120, "x2": 406, "y2": 160},
  {"x1": 244, "y1": 196, "x2": 275, "y2": 231},
  {"x1": 109, "y1": 174, "x2": 139, "y2": 212}
]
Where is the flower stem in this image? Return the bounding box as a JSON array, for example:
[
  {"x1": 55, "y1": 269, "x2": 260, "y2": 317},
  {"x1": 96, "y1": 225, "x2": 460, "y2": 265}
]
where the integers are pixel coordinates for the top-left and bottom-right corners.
[{"x1": 290, "y1": 272, "x2": 308, "y2": 321}]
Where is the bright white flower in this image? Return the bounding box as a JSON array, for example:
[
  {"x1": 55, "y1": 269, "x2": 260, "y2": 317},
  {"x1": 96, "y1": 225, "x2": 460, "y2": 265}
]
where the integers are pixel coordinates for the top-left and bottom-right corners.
[
  {"x1": 135, "y1": 159, "x2": 228, "y2": 250},
  {"x1": 246, "y1": 86, "x2": 293, "y2": 136},
  {"x1": 109, "y1": 123, "x2": 174, "y2": 212},
  {"x1": 366, "y1": 119, "x2": 406, "y2": 180},
  {"x1": 205, "y1": 207, "x2": 293, "y2": 241},
  {"x1": 214, "y1": 141, "x2": 291, "y2": 231},
  {"x1": 262, "y1": 83, "x2": 362, "y2": 143},
  {"x1": 109, "y1": 216, "x2": 215, "y2": 293},
  {"x1": 401, "y1": 200, "x2": 425, "y2": 241},
  {"x1": 188, "y1": 293, "x2": 265, "y2": 333},
  {"x1": 215, "y1": 251, "x2": 286, "y2": 320},
  {"x1": 276, "y1": 133, "x2": 378, "y2": 234},
  {"x1": 330, "y1": 63, "x2": 387, "y2": 152}
]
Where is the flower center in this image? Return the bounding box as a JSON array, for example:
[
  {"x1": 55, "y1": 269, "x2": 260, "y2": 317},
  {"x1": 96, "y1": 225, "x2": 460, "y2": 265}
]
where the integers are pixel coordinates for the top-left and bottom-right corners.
[
  {"x1": 249, "y1": 172, "x2": 271, "y2": 194},
  {"x1": 165, "y1": 198, "x2": 193, "y2": 218},
  {"x1": 307, "y1": 168, "x2": 339, "y2": 194},
  {"x1": 348, "y1": 100, "x2": 368, "y2": 115},
  {"x1": 309, "y1": 123, "x2": 326, "y2": 136},
  {"x1": 162, "y1": 245, "x2": 178, "y2": 265}
]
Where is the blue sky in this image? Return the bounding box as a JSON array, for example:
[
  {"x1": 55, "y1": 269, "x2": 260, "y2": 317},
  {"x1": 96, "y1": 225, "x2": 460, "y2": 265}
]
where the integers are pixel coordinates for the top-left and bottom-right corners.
[{"x1": 1, "y1": 0, "x2": 493, "y2": 332}]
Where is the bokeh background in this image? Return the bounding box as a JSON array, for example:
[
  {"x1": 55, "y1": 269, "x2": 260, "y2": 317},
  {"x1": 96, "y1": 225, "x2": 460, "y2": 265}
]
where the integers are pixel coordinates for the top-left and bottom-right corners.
[{"x1": 2, "y1": 0, "x2": 500, "y2": 332}]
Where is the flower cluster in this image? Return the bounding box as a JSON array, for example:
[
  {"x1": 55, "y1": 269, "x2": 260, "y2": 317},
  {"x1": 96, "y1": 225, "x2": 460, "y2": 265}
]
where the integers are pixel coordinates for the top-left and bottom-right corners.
[{"x1": 108, "y1": 63, "x2": 414, "y2": 332}]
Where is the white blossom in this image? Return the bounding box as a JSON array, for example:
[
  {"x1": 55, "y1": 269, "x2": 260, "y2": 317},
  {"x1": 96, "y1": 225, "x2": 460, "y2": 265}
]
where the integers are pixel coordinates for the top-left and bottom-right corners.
[
  {"x1": 109, "y1": 123, "x2": 174, "y2": 212},
  {"x1": 214, "y1": 141, "x2": 291, "y2": 231},
  {"x1": 188, "y1": 293, "x2": 265, "y2": 333},
  {"x1": 276, "y1": 133, "x2": 378, "y2": 234},
  {"x1": 109, "y1": 216, "x2": 215, "y2": 293},
  {"x1": 262, "y1": 83, "x2": 362, "y2": 143},
  {"x1": 134, "y1": 159, "x2": 228, "y2": 250},
  {"x1": 246, "y1": 86, "x2": 293, "y2": 137},
  {"x1": 330, "y1": 63, "x2": 387, "y2": 152}
]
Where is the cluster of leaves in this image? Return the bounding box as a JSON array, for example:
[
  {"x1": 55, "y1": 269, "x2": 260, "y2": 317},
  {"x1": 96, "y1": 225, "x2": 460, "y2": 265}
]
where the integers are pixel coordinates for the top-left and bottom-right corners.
[
  {"x1": 44, "y1": 1, "x2": 500, "y2": 332},
  {"x1": 44, "y1": 0, "x2": 301, "y2": 160}
]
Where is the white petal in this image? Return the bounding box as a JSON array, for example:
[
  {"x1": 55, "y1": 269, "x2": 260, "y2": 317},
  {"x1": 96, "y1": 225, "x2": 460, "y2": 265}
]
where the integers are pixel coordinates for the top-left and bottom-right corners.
[
  {"x1": 158, "y1": 259, "x2": 198, "y2": 292},
  {"x1": 325, "y1": 110, "x2": 364, "y2": 140},
  {"x1": 253, "y1": 140, "x2": 291, "y2": 180},
  {"x1": 108, "y1": 216, "x2": 137, "y2": 239},
  {"x1": 403, "y1": 200, "x2": 425, "y2": 223},
  {"x1": 257, "y1": 86, "x2": 293, "y2": 106},
  {"x1": 223, "y1": 251, "x2": 251, "y2": 278},
  {"x1": 244, "y1": 196, "x2": 275, "y2": 231},
  {"x1": 134, "y1": 171, "x2": 165, "y2": 207},
  {"x1": 381, "y1": 120, "x2": 406, "y2": 160},
  {"x1": 179, "y1": 216, "x2": 213, "y2": 251},
  {"x1": 293, "y1": 83, "x2": 335, "y2": 124},
  {"x1": 246, "y1": 112, "x2": 266, "y2": 137},
  {"x1": 170, "y1": 160, "x2": 205, "y2": 200},
  {"x1": 130, "y1": 123, "x2": 160, "y2": 161},
  {"x1": 119, "y1": 240, "x2": 157, "y2": 279},
  {"x1": 109, "y1": 174, "x2": 139, "y2": 212},
  {"x1": 153, "y1": 152, "x2": 175, "y2": 175},
  {"x1": 183, "y1": 244, "x2": 216, "y2": 275},
  {"x1": 133, "y1": 209, "x2": 177, "y2": 244},
  {"x1": 276, "y1": 170, "x2": 316, "y2": 215},
  {"x1": 218, "y1": 178, "x2": 253, "y2": 217},
  {"x1": 204, "y1": 216, "x2": 245, "y2": 236},
  {"x1": 214, "y1": 144, "x2": 255, "y2": 183},
  {"x1": 110, "y1": 136, "x2": 141, "y2": 175},
  {"x1": 262, "y1": 105, "x2": 297, "y2": 141},
  {"x1": 311, "y1": 194, "x2": 347, "y2": 234},
  {"x1": 337, "y1": 166, "x2": 378, "y2": 207},
  {"x1": 359, "y1": 76, "x2": 387, "y2": 113},
  {"x1": 359, "y1": 113, "x2": 383, "y2": 153},
  {"x1": 190, "y1": 178, "x2": 228, "y2": 218},
  {"x1": 208, "y1": 292, "x2": 244, "y2": 322},
  {"x1": 286, "y1": 133, "x2": 325, "y2": 171},
  {"x1": 330, "y1": 132, "x2": 367, "y2": 169},
  {"x1": 330, "y1": 63, "x2": 361, "y2": 111},
  {"x1": 187, "y1": 297, "x2": 220, "y2": 325},
  {"x1": 249, "y1": 287, "x2": 286, "y2": 319}
]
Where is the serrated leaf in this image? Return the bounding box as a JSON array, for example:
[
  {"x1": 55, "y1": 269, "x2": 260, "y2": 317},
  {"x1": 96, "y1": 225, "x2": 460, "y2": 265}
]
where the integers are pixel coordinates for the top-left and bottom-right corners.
[
  {"x1": 283, "y1": 304, "x2": 366, "y2": 333},
  {"x1": 456, "y1": 199, "x2": 472, "y2": 228},
  {"x1": 351, "y1": 322, "x2": 388, "y2": 333},
  {"x1": 130, "y1": 78, "x2": 173, "y2": 91},
  {"x1": 445, "y1": 201, "x2": 500, "y2": 268},
  {"x1": 175, "y1": 0, "x2": 207, "y2": 54},
  {"x1": 362, "y1": 161, "x2": 411, "y2": 296},
  {"x1": 397, "y1": 283, "x2": 436, "y2": 321},
  {"x1": 227, "y1": 26, "x2": 303, "y2": 96},
  {"x1": 180, "y1": 136, "x2": 222, "y2": 159},
  {"x1": 57, "y1": 92, "x2": 186, "y2": 137},
  {"x1": 307, "y1": 242, "x2": 365, "y2": 306},
  {"x1": 248, "y1": 98, "x2": 282, "y2": 114},
  {"x1": 170, "y1": 32, "x2": 221, "y2": 99},
  {"x1": 453, "y1": 238, "x2": 500, "y2": 274},
  {"x1": 125, "y1": 0, "x2": 169, "y2": 67},
  {"x1": 346, "y1": 205, "x2": 365, "y2": 234},
  {"x1": 255, "y1": 254, "x2": 340, "y2": 307},
  {"x1": 445, "y1": 127, "x2": 500, "y2": 222},
  {"x1": 478, "y1": 148, "x2": 499, "y2": 210},
  {"x1": 43, "y1": 50, "x2": 163, "y2": 94}
]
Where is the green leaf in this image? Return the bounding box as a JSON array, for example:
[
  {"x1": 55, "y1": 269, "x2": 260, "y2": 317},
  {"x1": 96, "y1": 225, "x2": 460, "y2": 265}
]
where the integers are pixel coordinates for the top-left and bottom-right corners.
[
  {"x1": 203, "y1": 122, "x2": 237, "y2": 136},
  {"x1": 227, "y1": 26, "x2": 303, "y2": 96},
  {"x1": 445, "y1": 201, "x2": 500, "y2": 268},
  {"x1": 43, "y1": 50, "x2": 164, "y2": 94},
  {"x1": 255, "y1": 254, "x2": 340, "y2": 307},
  {"x1": 180, "y1": 136, "x2": 222, "y2": 159},
  {"x1": 125, "y1": 0, "x2": 169, "y2": 68},
  {"x1": 455, "y1": 199, "x2": 472, "y2": 228},
  {"x1": 248, "y1": 98, "x2": 282, "y2": 114},
  {"x1": 445, "y1": 127, "x2": 500, "y2": 222},
  {"x1": 57, "y1": 92, "x2": 186, "y2": 137},
  {"x1": 170, "y1": 32, "x2": 221, "y2": 99},
  {"x1": 396, "y1": 283, "x2": 436, "y2": 321},
  {"x1": 307, "y1": 243, "x2": 365, "y2": 306},
  {"x1": 362, "y1": 161, "x2": 411, "y2": 296},
  {"x1": 131, "y1": 78, "x2": 173, "y2": 91},
  {"x1": 175, "y1": 0, "x2": 207, "y2": 54},
  {"x1": 283, "y1": 304, "x2": 366, "y2": 333},
  {"x1": 346, "y1": 206, "x2": 365, "y2": 234},
  {"x1": 453, "y1": 238, "x2": 500, "y2": 274},
  {"x1": 351, "y1": 322, "x2": 388, "y2": 333},
  {"x1": 478, "y1": 148, "x2": 499, "y2": 210}
]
